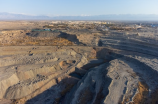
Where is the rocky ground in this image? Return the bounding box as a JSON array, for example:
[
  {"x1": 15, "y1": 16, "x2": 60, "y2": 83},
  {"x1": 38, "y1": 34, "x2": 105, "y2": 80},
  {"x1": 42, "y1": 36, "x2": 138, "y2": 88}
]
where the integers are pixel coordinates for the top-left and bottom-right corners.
[{"x1": 0, "y1": 21, "x2": 158, "y2": 104}]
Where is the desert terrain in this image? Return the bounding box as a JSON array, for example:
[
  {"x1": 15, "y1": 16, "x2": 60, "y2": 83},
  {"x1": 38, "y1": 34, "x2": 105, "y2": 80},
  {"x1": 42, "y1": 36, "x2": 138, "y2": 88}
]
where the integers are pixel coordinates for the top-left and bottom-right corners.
[{"x1": 0, "y1": 21, "x2": 158, "y2": 104}]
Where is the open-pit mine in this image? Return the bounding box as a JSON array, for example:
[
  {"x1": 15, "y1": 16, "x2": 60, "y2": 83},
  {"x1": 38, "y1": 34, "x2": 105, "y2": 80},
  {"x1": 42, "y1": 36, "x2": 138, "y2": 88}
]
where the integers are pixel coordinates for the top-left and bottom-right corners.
[{"x1": 0, "y1": 21, "x2": 158, "y2": 104}]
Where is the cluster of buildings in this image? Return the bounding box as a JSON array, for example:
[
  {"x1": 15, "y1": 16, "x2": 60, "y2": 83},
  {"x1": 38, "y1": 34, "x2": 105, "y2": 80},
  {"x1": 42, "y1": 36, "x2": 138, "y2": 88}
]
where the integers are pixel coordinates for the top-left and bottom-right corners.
[{"x1": 44, "y1": 21, "x2": 112, "y2": 31}]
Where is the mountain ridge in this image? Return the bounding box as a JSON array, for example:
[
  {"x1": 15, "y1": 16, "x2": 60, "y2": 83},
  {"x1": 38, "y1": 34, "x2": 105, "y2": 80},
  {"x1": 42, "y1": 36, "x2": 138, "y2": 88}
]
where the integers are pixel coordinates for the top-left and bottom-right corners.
[{"x1": 0, "y1": 12, "x2": 158, "y2": 20}]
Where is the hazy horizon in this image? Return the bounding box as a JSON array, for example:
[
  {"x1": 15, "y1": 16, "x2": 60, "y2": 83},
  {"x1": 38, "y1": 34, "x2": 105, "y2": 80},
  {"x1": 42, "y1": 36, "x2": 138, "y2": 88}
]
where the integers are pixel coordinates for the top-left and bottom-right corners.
[{"x1": 1, "y1": 12, "x2": 158, "y2": 21}]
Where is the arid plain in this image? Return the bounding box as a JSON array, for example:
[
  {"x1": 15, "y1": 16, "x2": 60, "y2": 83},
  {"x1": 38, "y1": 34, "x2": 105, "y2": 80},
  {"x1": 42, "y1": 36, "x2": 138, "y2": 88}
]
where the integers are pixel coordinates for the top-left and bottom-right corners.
[{"x1": 0, "y1": 21, "x2": 158, "y2": 104}]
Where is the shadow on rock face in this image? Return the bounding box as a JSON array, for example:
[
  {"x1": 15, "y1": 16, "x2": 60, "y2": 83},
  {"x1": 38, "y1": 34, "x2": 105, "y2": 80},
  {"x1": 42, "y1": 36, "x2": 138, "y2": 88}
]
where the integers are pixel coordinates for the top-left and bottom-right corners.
[
  {"x1": 58, "y1": 32, "x2": 86, "y2": 46},
  {"x1": 81, "y1": 59, "x2": 105, "y2": 70},
  {"x1": 98, "y1": 40, "x2": 103, "y2": 46},
  {"x1": 24, "y1": 77, "x2": 78, "y2": 104},
  {"x1": 26, "y1": 31, "x2": 60, "y2": 37}
]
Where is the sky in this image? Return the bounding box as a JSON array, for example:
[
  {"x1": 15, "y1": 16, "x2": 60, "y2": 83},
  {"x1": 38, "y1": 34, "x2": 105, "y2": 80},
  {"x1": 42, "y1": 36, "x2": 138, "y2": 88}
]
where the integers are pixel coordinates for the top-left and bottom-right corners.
[{"x1": 0, "y1": 0, "x2": 158, "y2": 16}]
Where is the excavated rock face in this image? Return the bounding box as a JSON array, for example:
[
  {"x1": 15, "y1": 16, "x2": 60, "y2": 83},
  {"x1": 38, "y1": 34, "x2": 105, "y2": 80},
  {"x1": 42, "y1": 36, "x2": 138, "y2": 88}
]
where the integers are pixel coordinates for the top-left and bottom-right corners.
[
  {"x1": 0, "y1": 46, "x2": 96, "y2": 104},
  {"x1": 0, "y1": 45, "x2": 158, "y2": 104},
  {"x1": 0, "y1": 28, "x2": 158, "y2": 104}
]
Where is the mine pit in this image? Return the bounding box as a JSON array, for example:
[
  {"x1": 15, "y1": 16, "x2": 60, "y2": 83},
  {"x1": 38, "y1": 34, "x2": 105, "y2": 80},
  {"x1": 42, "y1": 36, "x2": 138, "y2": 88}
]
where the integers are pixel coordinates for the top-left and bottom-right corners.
[{"x1": 0, "y1": 21, "x2": 158, "y2": 104}]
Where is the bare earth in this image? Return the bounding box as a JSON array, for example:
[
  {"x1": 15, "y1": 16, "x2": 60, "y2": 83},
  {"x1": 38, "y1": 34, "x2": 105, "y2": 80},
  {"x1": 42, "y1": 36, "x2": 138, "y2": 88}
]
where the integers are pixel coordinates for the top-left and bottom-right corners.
[{"x1": 0, "y1": 21, "x2": 158, "y2": 104}]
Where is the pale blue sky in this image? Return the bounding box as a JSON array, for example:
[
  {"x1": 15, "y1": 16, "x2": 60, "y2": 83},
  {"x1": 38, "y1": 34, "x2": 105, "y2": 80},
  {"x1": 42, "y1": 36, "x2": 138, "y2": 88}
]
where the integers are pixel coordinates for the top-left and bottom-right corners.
[{"x1": 0, "y1": 0, "x2": 158, "y2": 16}]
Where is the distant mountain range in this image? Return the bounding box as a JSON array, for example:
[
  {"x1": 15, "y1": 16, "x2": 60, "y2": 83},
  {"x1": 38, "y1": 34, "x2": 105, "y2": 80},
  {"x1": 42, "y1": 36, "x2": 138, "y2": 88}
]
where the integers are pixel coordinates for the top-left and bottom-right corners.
[{"x1": 0, "y1": 12, "x2": 158, "y2": 21}]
